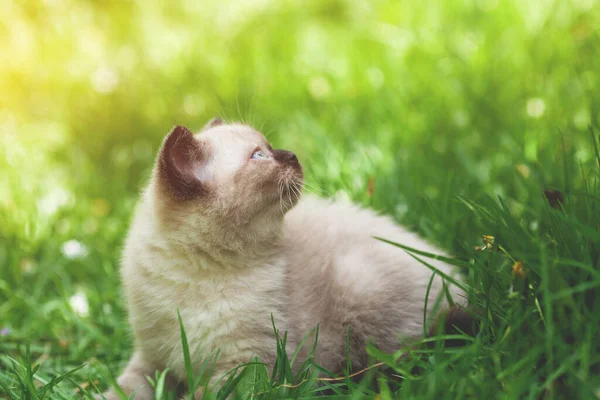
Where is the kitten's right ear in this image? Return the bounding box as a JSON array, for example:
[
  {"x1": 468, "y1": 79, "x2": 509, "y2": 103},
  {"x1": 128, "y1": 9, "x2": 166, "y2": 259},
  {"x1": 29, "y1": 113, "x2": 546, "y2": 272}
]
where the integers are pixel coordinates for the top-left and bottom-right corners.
[
  {"x1": 202, "y1": 117, "x2": 224, "y2": 130},
  {"x1": 157, "y1": 125, "x2": 208, "y2": 199}
]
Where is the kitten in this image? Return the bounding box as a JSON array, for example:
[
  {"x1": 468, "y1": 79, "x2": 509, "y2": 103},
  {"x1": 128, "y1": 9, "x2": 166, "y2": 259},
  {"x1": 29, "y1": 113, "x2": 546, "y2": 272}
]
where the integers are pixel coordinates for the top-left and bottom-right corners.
[{"x1": 101, "y1": 119, "x2": 465, "y2": 399}]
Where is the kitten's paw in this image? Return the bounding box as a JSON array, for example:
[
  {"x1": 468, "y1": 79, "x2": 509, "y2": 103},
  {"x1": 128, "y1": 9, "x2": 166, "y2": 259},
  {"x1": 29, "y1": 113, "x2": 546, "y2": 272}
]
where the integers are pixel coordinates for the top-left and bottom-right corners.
[
  {"x1": 179, "y1": 388, "x2": 204, "y2": 400},
  {"x1": 193, "y1": 387, "x2": 204, "y2": 400},
  {"x1": 183, "y1": 387, "x2": 211, "y2": 400},
  {"x1": 97, "y1": 379, "x2": 154, "y2": 400},
  {"x1": 99, "y1": 351, "x2": 158, "y2": 400}
]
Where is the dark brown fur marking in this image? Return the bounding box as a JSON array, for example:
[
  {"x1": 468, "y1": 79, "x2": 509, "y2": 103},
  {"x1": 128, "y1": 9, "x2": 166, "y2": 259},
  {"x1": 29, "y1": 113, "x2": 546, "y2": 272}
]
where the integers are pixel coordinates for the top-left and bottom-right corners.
[{"x1": 157, "y1": 125, "x2": 206, "y2": 200}]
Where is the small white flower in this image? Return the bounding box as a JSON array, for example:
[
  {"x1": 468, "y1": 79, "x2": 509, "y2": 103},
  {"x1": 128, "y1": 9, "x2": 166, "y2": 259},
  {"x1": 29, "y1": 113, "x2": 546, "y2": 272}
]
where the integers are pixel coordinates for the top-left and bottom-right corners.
[
  {"x1": 69, "y1": 291, "x2": 90, "y2": 317},
  {"x1": 526, "y1": 98, "x2": 545, "y2": 118},
  {"x1": 61, "y1": 240, "x2": 88, "y2": 259}
]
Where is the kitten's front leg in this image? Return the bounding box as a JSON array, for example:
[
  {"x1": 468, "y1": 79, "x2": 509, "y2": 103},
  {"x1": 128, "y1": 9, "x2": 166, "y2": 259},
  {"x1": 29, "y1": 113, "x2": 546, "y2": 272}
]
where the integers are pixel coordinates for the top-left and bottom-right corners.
[{"x1": 100, "y1": 351, "x2": 169, "y2": 400}]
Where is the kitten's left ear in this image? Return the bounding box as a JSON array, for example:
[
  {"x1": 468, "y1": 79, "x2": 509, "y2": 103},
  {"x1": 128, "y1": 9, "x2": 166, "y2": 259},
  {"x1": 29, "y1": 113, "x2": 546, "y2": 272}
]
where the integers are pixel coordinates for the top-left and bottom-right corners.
[
  {"x1": 203, "y1": 117, "x2": 224, "y2": 130},
  {"x1": 157, "y1": 125, "x2": 208, "y2": 199}
]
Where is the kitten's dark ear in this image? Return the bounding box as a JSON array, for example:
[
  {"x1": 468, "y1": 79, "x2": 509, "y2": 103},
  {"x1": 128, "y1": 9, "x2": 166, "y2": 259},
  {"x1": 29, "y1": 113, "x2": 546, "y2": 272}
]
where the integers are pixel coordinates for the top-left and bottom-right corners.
[
  {"x1": 157, "y1": 125, "x2": 208, "y2": 199},
  {"x1": 203, "y1": 117, "x2": 224, "y2": 130}
]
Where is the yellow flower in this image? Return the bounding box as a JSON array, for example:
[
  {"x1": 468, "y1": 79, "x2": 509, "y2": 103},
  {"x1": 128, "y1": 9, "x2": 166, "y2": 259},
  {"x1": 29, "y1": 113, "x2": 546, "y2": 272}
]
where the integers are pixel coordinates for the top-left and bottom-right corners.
[
  {"x1": 474, "y1": 235, "x2": 495, "y2": 251},
  {"x1": 512, "y1": 261, "x2": 526, "y2": 280}
]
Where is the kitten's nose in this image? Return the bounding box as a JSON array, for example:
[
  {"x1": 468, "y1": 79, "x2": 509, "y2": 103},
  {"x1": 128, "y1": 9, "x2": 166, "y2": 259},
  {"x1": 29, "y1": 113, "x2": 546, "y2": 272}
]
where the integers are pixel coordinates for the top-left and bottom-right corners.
[
  {"x1": 286, "y1": 152, "x2": 298, "y2": 163},
  {"x1": 273, "y1": 149, "x2": 299, "y2": 164}
]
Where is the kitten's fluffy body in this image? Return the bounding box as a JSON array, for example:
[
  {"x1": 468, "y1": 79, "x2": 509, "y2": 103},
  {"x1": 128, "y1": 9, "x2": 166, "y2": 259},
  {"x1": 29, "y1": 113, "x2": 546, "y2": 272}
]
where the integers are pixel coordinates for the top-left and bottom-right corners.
[{"x1": 106, "y1": 121, "x2": 462, "y2": 399}]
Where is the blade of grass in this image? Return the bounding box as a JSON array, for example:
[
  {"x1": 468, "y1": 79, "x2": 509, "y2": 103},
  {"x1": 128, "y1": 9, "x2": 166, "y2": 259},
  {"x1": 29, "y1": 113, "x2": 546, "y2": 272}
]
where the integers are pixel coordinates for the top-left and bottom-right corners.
[
  {"x1": 374, "y1": 237, "x2": 471, "y2": 269},
  {"x1": 423, "y1": 271, "x2": 436, "y2": 336},
  {"x1": 404, "y1": 251, "x2": 470, "y2": 293},
  {"x1": 177, "y1": 310, "x2": 196, "y2": 399},
  {"x1": 37, "y1": 364, "x2": 86, "y2": 399}
]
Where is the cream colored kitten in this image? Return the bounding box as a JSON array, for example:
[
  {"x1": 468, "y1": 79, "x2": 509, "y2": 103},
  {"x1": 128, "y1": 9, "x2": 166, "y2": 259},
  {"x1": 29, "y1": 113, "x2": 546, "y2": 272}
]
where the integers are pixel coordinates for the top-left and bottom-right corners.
[{"x1": 101, "y1": 119, "x2": 465, "y2": 399}]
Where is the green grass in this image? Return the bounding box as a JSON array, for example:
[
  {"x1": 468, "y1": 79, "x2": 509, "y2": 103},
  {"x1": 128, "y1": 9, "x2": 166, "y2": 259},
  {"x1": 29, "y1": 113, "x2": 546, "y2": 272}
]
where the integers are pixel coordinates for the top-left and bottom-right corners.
[{"x1": 1, "y1": 0, "x2": 600, "y2": 398}]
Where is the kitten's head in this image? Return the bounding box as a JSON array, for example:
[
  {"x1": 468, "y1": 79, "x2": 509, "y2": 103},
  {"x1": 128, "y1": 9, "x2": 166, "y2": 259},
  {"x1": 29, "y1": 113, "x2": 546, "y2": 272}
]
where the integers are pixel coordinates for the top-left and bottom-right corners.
[{"x1": 152, "y1": 118, "x2": 303, "y2": 235}]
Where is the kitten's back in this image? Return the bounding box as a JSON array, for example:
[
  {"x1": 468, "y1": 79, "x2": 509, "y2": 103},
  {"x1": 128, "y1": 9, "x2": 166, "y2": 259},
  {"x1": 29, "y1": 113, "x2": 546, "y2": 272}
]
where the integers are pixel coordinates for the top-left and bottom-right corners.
[{"x1": 282, "y1": 196, "x2": 461, "y2": 371}]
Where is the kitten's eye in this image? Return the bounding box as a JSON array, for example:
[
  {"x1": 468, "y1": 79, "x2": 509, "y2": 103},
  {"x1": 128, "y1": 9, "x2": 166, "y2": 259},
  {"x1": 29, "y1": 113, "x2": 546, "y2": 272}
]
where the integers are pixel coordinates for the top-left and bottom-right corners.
[{"x1": 251, "y1": 149, "x2": 268, "y2": 160}]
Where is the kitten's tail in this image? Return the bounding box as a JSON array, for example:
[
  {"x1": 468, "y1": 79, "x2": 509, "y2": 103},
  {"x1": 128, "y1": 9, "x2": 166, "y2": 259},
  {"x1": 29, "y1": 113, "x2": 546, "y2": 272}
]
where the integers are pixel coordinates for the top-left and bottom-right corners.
[{"x1": 426, "y1": 305, "x2": 482, "y2": 347}]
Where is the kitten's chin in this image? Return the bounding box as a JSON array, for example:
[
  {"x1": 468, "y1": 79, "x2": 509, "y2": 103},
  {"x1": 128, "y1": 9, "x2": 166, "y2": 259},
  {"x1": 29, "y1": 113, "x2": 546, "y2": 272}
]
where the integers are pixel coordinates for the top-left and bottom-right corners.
[{"x1": 277, "y1": 174, "x2": 303, "y2": 213}]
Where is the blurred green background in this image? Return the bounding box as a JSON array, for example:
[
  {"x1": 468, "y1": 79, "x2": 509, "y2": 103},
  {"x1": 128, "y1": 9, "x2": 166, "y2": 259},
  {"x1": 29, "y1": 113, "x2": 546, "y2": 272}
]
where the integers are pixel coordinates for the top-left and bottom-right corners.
[{"x1": 1, "y1": 0, "x2": 600, "y2": 397}]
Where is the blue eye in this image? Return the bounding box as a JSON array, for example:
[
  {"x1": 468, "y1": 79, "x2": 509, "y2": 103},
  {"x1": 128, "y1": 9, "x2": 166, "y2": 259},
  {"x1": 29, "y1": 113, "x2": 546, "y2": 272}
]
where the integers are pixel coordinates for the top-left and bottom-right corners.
[{"x1": 251, "y1": 150, "x2": 268, "y2": 159}]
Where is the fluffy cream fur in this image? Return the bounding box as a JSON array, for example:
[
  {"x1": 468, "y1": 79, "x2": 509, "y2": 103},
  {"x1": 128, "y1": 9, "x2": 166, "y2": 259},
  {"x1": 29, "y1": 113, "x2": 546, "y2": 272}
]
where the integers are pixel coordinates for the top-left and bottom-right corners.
[{"x1": 101, "y1": 120, "x2": 464, "y2": 399}]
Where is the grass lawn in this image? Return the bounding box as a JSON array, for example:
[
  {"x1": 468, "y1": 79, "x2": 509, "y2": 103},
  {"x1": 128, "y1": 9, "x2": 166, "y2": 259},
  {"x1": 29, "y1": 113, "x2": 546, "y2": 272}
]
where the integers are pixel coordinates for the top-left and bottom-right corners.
[{"x1": 1, "y1": 0, "x2": 600, "y2": 398}]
